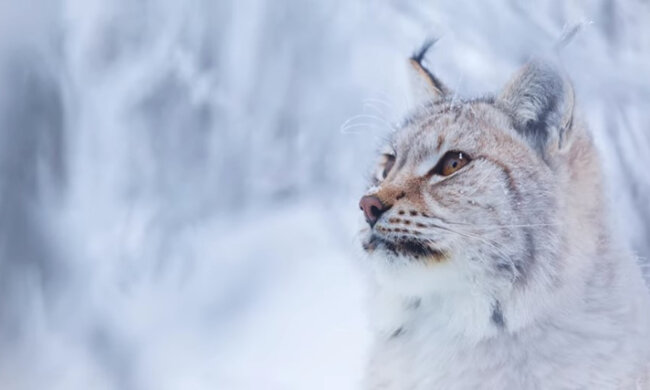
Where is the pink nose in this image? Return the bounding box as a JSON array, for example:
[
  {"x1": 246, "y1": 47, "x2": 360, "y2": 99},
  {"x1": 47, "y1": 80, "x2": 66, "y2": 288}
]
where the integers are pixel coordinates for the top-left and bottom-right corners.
[{"x1": 359, "y1": 195, "x2": 388, "y2": 227}]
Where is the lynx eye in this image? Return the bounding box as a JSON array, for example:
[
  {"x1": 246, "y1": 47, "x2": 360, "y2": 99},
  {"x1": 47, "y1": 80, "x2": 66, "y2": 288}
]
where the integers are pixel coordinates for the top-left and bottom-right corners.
[
  {"x1": 437, "y1": 151, "x2": 470, "y2": 176},
  {"x1": 382, "y1": 154, "x2": 396, "y2": 179}
]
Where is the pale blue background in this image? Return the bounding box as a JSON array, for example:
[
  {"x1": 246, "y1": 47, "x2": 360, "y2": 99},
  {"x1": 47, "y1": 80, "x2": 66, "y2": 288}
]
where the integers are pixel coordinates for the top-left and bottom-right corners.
[{"x1": 0, "y1": 1, "x2": 649, "y2": 389}]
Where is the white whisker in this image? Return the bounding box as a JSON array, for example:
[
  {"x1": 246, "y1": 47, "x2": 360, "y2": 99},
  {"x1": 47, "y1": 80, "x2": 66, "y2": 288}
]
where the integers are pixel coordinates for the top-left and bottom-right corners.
[
  {"x1": 341, "y1": 114, "x2": 394, "y2": 129},
  {"x1": 340, "y1": 123, "x2": 384, "y2": 134},
  {"x1": 362, "y1": 102, "x2": 391, "y2": 119},
  {"x1": 448, "y1": 222, "x2": 561, "y2": 229},
  {"x1": 362, "y1": 97, "x2": 394, "y2": 111}
]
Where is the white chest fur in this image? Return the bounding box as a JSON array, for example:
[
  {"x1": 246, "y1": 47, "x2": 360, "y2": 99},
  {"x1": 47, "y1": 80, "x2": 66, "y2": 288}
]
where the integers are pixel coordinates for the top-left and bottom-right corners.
[{"x1": 364, "y1": 259, "x2": 650, "y2": 390}]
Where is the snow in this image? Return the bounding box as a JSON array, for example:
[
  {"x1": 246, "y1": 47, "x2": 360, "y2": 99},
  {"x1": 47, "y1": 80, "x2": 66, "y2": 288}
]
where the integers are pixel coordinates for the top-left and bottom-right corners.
[{"x1": 3, "y1": 200, "x2": 370, "y2": 389}]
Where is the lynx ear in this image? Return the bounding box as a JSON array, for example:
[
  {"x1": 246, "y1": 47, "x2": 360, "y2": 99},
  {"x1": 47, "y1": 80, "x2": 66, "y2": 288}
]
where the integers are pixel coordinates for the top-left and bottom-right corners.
[
  {"x1": 409, "y1": 40, "x2": 450, "y2": 103},
  {"x1": 499, "y1": 60, "x2": 574, "y2": 156}
]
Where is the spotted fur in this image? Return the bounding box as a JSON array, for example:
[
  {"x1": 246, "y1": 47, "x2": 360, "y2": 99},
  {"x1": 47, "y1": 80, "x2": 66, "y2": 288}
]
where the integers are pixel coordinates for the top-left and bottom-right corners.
[{"x1": 360, "y1": 50, "x2": 650, "y2": 389}]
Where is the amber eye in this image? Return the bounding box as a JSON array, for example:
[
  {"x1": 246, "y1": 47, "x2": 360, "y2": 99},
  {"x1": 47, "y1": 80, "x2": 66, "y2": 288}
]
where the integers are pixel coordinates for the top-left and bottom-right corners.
[
  {"x1": 437, "y1": 151, "x2": 470, "y2": 176},
  {"x1": 382, "y1": 154, "x2": 396, "y2": 179}
]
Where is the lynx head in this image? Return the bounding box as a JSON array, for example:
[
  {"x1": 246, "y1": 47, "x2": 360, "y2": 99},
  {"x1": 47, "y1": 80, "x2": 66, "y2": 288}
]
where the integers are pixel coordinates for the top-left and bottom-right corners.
[{"x1": 359, "y1": 43, "x2": 601, "y2": 307}]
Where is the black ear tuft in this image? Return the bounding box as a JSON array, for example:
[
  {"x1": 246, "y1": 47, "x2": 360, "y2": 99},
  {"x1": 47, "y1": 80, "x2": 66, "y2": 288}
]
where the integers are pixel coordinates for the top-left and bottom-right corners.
[
  {"x1": 408, "y1": 39, "x2": 449, "y2": 100},
  {"x1": 499, "y1": 60, "x2": 574, "y2": 156},
  {"x1": 411, "y1": 39, "x2": 437, "y2": 64}
]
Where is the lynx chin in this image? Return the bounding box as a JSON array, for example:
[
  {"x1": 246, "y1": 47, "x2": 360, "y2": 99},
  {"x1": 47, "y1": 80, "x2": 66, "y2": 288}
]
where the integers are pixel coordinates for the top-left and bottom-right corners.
[{"x1": 358, "y1": 42, "x2": 650, "y2": 390}]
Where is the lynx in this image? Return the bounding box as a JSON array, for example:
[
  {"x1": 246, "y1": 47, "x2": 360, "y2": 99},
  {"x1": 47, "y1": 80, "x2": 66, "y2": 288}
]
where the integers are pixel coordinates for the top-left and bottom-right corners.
[{"x1": 358, "y1": 42, "x2": 650, "y2": 389}]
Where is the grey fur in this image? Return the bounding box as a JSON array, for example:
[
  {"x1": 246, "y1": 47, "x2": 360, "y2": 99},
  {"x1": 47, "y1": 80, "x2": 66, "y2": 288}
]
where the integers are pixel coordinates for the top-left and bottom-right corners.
[
  {"x1": 491, "y1": 300, "x2": 506, "y2": 329},
  {"x1": 361, "y1": 56, "x2": 650, "y2": 389},
  {"x1": 499, "y1": 61, "x2": 574, "y2": 159}
]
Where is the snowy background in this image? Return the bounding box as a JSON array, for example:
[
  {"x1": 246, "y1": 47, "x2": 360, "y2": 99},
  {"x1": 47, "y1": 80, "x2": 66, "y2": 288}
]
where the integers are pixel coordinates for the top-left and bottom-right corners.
[{"x1": 1, "y1": 0, "x2": 649, "y2": 389}]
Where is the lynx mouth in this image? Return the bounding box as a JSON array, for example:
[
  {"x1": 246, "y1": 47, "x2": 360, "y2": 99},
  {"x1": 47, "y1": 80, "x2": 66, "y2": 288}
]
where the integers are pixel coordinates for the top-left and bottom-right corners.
[{"x1": 363, "y1": 234, "x2": 447, "y2": 262}]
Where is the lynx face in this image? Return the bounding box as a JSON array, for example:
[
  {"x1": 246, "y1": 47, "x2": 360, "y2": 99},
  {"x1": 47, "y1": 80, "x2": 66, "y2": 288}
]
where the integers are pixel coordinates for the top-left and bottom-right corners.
[{"x1": 360, "y1": 46, "x2": 578, "y2": 296}]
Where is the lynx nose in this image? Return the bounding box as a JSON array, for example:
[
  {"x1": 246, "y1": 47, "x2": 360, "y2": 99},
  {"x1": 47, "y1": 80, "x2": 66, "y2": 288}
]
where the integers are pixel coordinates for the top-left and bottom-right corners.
[{"x1": 359, "y1": 195, "x2": 389, "y2": 227}]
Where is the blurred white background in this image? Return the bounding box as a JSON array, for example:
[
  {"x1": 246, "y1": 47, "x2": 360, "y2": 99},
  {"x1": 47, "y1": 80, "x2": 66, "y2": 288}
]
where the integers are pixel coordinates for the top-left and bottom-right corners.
[{"x1": 0, "y1": 0, "x2": 649, "y2": 389}]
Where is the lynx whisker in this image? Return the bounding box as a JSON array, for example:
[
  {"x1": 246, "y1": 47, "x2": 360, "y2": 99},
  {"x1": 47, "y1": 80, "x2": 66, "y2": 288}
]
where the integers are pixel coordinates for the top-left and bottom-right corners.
[
  {"x1": 362, "y1": 102, "x2": 390, "y2": 118},
  {"x1": 340, "y1": 123, "x2": 391, "y2": 135},
  {"x1": 340, "y1": 114, "x2": 395, "y2": 134},
  {"x1": 446, "y1": 222, "x2": 561, "y2": 229},
  {"x1": 424, "y1": 222, "x2": 514, "y2": 260},
  {"x1": 341, "y1": 113, "x2": 394, "y2": 126},
  {"x1": 363, "y1": 97, "x2": 395, "y2": 111}
]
